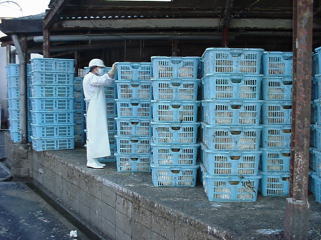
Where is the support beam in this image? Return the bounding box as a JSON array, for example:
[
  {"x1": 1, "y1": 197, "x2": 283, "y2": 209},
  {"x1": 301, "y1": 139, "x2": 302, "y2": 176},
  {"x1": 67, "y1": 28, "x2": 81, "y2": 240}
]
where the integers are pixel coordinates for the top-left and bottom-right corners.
[
  {"x1": 43, "y1": 28, "x2": 50, "y2": 57},
  {"x1": 11, "y1": 35, "x2": 27, "y2": 143},
  {"x1": 43, "y1": 0, "x2": 65, "y2": 28},
  {"x1": 284, "y1": 0, "x2": 313, "y2": 239},
  {"x1": 222, "y1": 0, "x2": 234, "y2": 47}
]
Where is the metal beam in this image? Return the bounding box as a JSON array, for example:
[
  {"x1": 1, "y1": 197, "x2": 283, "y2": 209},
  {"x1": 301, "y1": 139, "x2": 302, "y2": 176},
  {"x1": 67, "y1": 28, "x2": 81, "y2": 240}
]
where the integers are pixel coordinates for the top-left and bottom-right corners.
[
  {"x1": 284, "y1": 0, "x2": 313, "y2": 239},
  {"x1": 222, "y1": 0, "x2": 234, "y2": 46}
]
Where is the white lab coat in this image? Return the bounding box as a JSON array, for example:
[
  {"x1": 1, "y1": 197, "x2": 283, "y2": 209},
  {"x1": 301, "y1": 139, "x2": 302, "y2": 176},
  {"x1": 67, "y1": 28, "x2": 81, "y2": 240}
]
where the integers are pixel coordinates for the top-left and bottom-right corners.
[{"x1": 83, "y1": 72, "x2": 114, "y2": 159}]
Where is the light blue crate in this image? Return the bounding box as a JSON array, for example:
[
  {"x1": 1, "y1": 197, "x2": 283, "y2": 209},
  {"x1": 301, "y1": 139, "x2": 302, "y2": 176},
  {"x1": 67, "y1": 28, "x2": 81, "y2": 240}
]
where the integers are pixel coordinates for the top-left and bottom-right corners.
[
  {"x1": 262, "y1": 76, "x2": 293, "y2": 101},
  {"x1": 262, "y1": 101, "x2": 292, "y2": 125},
  {"x1": 105, "y1": 85, "x2": 116, "y2": 100},
  {"x1": 106, "y1": 99, "x2": 116, "y2": 117},
  {"x1": 201, "y1": 164, "x2": 260, "y2": 202},
  {"x1": 115, "y1": 135, "x2": 150, "y2": 154},
  {"x1": 117, "y1": 62, "x2": 152, "y2": 81},
  {"x1": 107, "y1": 117, "x2": 116, "y2": 132},
  {"x1": 31, "y1": 85, "x2": 73, "y2": 98},
  {"x1": 31, "y1": 136, "x2": 74, "y2": 151},
  {"x1": 31, "y1": 98, "x2": 74, "y2": 111},
  {"x1": 151, "y1": 143, "x2": 199, "y2": 166},
  {"x1": 152, "y1": 79, "x2": 200, "y2": 101},
  {"x1": 152, "y1": 100, "x2": 199, "y2": 123},
  {"x1": 31, "y1": 111, "x2": 74, "y2": 125},
  {"x1": 74, "y1": 111, "x2": 85, "y2": 124},
  {"x1": 116, "y1": 80, "x2": 152, "y2": 100},
  {"x1": 151, "y1": 164, "x2": 199, "y2": 187},
  {"x1": 10, "y1": 131, "x2": 22, "y2": 143},
  {"x1": 7, "y1": 87, "x2": 20, "y2": 99},
  {"x1": 262, "y1": 125, "x2": 291, "y2": 149},
  {"x1": 31, "y1": 72, "x2": 74, "y2": 85},
  {"x1": 116, "y1": 118, "x2": 151, "y2": 137},
  {"x1": 261, "y1": 149, "x2": 291, "y2": 172},
  {"x1": 312, "y1": 99, "x2": 321, "y2": 125},
  {"x1": 202, "y1": 123, "x2": 262, "y2": 151},
  {"x1": 7, "y1": 76, "x2": 20, "y2": 88},
  {"x1": 98, "y1": 156, "x2": 116, "y2": 164},
  {"x1": 6, "y1": 64, "x2": 19, "y2": 77},
  {"x1": 31, "y1": 124, "x2": 74, "y2": 138},
  {"x1": 116, "y1": 154, "x2": 151, "y2": 172},
  {"x1": 202, "y1": 48, "x2": 263, "y2": 75},
  {"x1": 263, "y1": 51, "x2": 293, "y2": 76},
  {"x1": 74, "y1": 99, "x2": 85, "y2": 112},
  {"x1": 8, "y1": 109, "x2": 20, "y2": 120},
  {"x1": 314, "y1": 47, "x2": 321, "y2": 75},
  {"x1": 260, "y1": 172, "x2": 290, "y2": 197},
  {"x1": 151, "y1": 122, "x2": 199, "y2": 144},
  {"x1": 116, "y1": 100, "x2": 151, "y2": 119},
  {"x1": 202, "y1": 74, "x2": 262, "y2": 100},
  {"x1": 311, "y1": 126, "x2": 321, "y2": 151},
  {"x1": 311, "y1": 149, "x2": 321, "y2": 177},
  {"x1": 31, "y1": 58, "x2": 74, "y2": 73},
  {"x1": 311, "y1": 173, "x2": 321, "y2": 203},
  {"x1": 108, "y1": 131, "x2": 116, "y2": 146},
  {"x1": 201, "y1": 145, "x2": 260, "y2": 175},
  {"x1": 202, "y1": 100, "x2": 262, "y2": 125},
  {"x1": 8, "y1": 98, "x2": 20, "y2": 110},
  {"x1": 9, "y1": 119, "x2": 20, "y2": 132},
  {"x1": 151, "y1": 57, "x2": 200, "y2": 80}
]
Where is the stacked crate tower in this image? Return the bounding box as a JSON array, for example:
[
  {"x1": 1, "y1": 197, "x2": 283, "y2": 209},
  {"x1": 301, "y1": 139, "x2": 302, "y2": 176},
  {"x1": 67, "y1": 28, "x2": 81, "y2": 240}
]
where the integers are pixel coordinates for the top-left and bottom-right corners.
[
  {"x1": 150, "y1": 57, "x2": 200, "y2": 187},
  {"x1": 73, "y1": 76, "x2": 86, "y2": 147},
  {"x1": 115, "y1": 63, "x2": 152, "y2": 172},
  {"x1": 200, "y1": 48, "x2": 263, "y2": 202},
  {"x1": 261, "y1": 52, "x2": 293, "y2": 197},
  {"x1": 30, "y1": 58, "x2": 75, "y2": 151},
  {"x1": 311, "y1": 47, "x2": 321, "y2": 203}
]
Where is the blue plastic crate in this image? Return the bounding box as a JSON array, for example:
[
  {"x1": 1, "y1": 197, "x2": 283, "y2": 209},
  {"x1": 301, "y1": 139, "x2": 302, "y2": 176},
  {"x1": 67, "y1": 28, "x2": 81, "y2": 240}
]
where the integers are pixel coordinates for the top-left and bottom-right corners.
[
  {"x1": 31, "y1": 98, "x2": 74, "y2": 111},
  {"x1": 151, "y1": 122, "x2": 199, "y2": 144},
  {"x1": 7, "y1": 87, "x2": 20, "y2": 99},
  {"x1": 10, "y1": 131, "x2": 22, "y2": 143},
  {"x1": 98, "y1": 156, "x2": 116, "y2": 163},
  {"x1": 116, "y1": 100, "x2": 151, "y2": 119},
  {"x1": 116, "y1": 118, "x2": 151, "y2": 137},
  {"x1": 117, "y1": 62, "x2": 152, "y2": 81},
  {"x1": 262, "y1": 76, "x2": 293, "y2": 101},
  {"x1": 263, "y1": 51, "x2": 293, "y2": 76},
  {"x1": 261, "y1": 149, "x2": 291, "y2": 172},
  {"x1": 106, "y1": 99, "x2": 116, "y2": 117},
  {"x1": 31, "y1": 85, "x2": 74, "y2": 98},
  {"x1": 202, "y1": 100, "x2": 262, "y2": 125},
  {"x1": 314, "y1": 47, "x2": 321, "y2": 75},
  {"x1": 202, "y1": 145, "x2": 260, "y2": 175},
  {"x1": 262, "y1": 125, "x2": 292, "y2": 149},
  {"x1": 311, "y1": 174, "x2": 321, "y2": 203},
  {"x1": 7, "y1": 76, "x2": 20, "y2": 88},
  {"x1": 152, "y1": 57, "x2": 200, "y2": 80},
  {"x1": 202, "y1": 123, "x2": 262, "y2": 151},
  {"x1": 312, "y1": 99, "x2": 321, "y2": 124},
  {"x1": 6, "y1": 64, "x2": 19, "y2": 77},
  {"x1": 74, "y1": 99, "x2": 85, "y2": 112},
  {"x1": 152, "y1": 101, "x2": 199, "y2": 123},
  {"x1": 115, "y1": 135, "x2": 150, "y2": 154},
  {"x1": 202, "y1": 48, "x2": 263, "y2": 75},
  {"x1": 116, "y1": 80, "x2": 152, "y2": 100},
  {"x1": 202, "y1": 74, "x2": 262, "y2": 100},
  {"x1": 31, "y1": 58, "x2": 74, "y2": 73},
  {"x1": 262, "y1": 101, "x2": 292, "y2": 125},
  {"x1": 310, "y1": 149, "x2": 321, "y2": 177},
  {"x1": 108, "y1": 131, "x2": 116, "y2": 146},
  {"x1": 31, "y1": 136, "x2": 75, "y2": 151},
  {"x1": 31, "y1": 72, "x2": 74, "y2": 85},
  {"x1": 152, "y1": 79, "x2": 200, "y2": 101},
  {"x1": 201, "y1": 164, "x2": 260, "y2": 202},
  {"x1": 8, "y1": 98, "x2": 20, "y2": 110},
  {"x1": 8, "y1": 109, "x2": 20, "y2": 120},
  {"x1": 105, "y1": 85, "x2": 116, "y2": 100},
  {"x1": 116, "y1": 154, "x2": 151, "y2": 172},
  {"x1": 107, "y1": 117, "x2": 116, "y2": 132},
  {"x1": 260, "y1": 172, "x2": 290, "y2": 197},
  {"x1": 151, "y1": 143, "x2": 199, "y2": 166},
  {"x1": 74, "y1": 111, "x2": 85, "y2": 124},
  {"x1": 31, "y1": 124, "x2": 74, "y2": 138},
  {"x1": 151, "y1": 164, "x2": 199, "y2": 187},
  {"x1": 311, "y1": 126, "x2": 321, "y2": 151},
  {"x1": 9, "y1": 119, "x2": 20, "y2": 131}
]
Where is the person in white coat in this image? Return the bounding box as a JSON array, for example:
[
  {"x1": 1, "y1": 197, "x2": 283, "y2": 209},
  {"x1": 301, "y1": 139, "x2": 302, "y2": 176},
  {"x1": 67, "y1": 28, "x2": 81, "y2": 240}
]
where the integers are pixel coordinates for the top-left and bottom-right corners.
[{"x1": 83, "y1": 59, "x2": 117, "y2": 169}]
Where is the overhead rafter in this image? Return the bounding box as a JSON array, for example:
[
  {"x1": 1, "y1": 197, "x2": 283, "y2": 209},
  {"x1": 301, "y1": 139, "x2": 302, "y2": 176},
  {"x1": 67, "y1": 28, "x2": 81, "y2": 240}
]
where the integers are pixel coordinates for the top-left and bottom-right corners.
[{"x1": 43, "y1": 0, "x2": 67, "y2": 28}]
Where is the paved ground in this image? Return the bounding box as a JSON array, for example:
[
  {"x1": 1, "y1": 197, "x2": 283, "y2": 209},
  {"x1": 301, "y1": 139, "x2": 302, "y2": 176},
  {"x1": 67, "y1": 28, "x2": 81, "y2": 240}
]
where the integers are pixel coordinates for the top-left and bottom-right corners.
[{"x1": 0, "y1": 182, "x2": 91, "y2": 240}]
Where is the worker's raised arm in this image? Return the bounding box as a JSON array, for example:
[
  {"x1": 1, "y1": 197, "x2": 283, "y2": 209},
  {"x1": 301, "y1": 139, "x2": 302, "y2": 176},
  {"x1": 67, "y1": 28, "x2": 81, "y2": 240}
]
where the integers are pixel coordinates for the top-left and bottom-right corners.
[{"x1": 89, "y1": 73, "x2": 114, "y2": 86}]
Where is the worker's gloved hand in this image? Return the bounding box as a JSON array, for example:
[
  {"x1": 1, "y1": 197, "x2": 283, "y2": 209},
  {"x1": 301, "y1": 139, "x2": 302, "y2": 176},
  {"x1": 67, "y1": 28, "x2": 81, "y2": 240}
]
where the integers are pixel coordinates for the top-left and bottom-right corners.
[{"x1": 108, "y1": 62, "x2": 118, "y2": 78}]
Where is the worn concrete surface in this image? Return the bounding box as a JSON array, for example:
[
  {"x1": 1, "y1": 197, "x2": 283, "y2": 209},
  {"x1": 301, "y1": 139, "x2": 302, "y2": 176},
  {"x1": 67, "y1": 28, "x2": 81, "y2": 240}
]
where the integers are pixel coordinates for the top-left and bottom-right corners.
[
  {"x1": 30, "y1": 149, "x2": 321, "y2": 240},
  {"x1": 0, "y1": 182, "x2": 90, "y2": 240}
]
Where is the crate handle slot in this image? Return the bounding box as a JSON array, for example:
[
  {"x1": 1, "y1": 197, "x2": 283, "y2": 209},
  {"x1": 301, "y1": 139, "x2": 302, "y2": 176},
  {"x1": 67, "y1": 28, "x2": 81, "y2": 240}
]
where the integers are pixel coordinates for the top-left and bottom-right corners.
[
  {"x1": 171, "y1": 170, "x2": 180, "y2": 174},
  {"x1": 283, "y1": 55, "x2": 293, "y2": 60},
  {"x1": 172, "y1": 82, "x2": 181, "y2": 87},
  {"x1": 171, "y1": 127, "x2": 181, "y2": 131},
  {"x1": 171, "y1": 104, "x2": 181, "y2": 109},
  {"x1": 282, "y1": 105, "x2": 292, "y2": 109},
  {"x1": 231, "y1": 78, "x2": 242, "y2": 83},
  {"x1": 131, "y1": 84, "x2": 139, "y2": 88},
  {"x1": 131, "y1": 102, "x2": 139, "y2": 106},
  {"x1": 131, "y1": 64, "x2": 140, "y2": 69},
  {"x1": 171, "y1": 60, "x2": 182, "y2": 65},
  {"x1": 230, "y1": 50, "x2": 242, "y2": 57},
  {"x1": 130, "y1": 139, "x2": 139, "y2": 143},
  {"x1": 130, "y1": 158, "x2": 138, "y2": 161},
  {"x1": 230, "y1": 156, "x2": 241, "y2": 160},
  {"x1": 130, "y1": 121, "x2": 139, "y2": 125},
  {"x1": 283, "y1": 81, "x2": 293, "y2": 85},
  {"x1": 283, "y1": 129, "x2": 292, "y2": 133},
  {"x1": 229, "y1": 181, "x2": 240, "y2": 185},
  {"x1": 230, "y1": 131, "x2": 241, "y2": 135},
  {"x1": 282, "y1": 177, "x2": 290, "y2": 181},
  {"x1": 282, "y1": 152, "x2": 291, "y2": 157},
  {"x1": 171, "y1": 148, "x2": 181, "y2": 152},
  {"x1": 231, "y1": 105, "x2": 241, "y2": 109}
]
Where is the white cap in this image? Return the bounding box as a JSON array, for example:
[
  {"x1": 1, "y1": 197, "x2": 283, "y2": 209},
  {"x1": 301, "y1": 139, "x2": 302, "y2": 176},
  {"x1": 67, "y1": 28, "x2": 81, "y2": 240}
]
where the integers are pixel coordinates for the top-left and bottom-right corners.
[{"x1": 88, "y1": 58, "x2": 105, "y2": 68}]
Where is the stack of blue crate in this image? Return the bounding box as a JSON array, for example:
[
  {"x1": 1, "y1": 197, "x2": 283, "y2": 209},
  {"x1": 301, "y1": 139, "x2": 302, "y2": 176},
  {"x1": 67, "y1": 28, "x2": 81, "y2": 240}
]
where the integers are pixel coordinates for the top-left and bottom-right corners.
[
  {"x1": 260, "y1": 51, "x2": 293, "y2": 197},
  {"x1": 73, "y1": 76, "x2": 86, "y2": 147},
  {"x1": 30, "y1": 58, "x2": 75, "y2": 151},
  {"x1": 200, "y1": 48, "x2": 263, "y2": 202},
  {"x1": 27, "y1": 64, "x2": 32, "y2": 142},
  {"x1": 311, "y1": 47, "x2": 321, "y2": 203},
  {"x1": 115, "y1": 63, "x2": 152, "y2": 171},
  {"x1": 150, "y1": 57, "x2": 200, "y2": 187}
]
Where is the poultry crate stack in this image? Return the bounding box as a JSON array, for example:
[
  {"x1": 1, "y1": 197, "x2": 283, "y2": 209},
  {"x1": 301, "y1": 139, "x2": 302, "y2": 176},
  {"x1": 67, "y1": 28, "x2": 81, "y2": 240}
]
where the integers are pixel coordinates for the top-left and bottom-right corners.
[
  {"x1": 73, "y1": 77, "x2": 86, "y2": 147},
  {"x1": 6, "y1": 64, "x2": 32, "y2": 143},
  {"x1": 30, "y1": 58, "x2": 75, "y2": 151},
  {"x1": 261, "y1": 52, "x2": 293, "y2": 197},
  {"x1": 150, "y1": 57, "x2": 200, "y2": 187},
  {"x1": 200, "y1": 48, "x2": 263, "y2": 202},
  {"x1": 115, "y1": 63, "x2": 152, "y2": 172}
]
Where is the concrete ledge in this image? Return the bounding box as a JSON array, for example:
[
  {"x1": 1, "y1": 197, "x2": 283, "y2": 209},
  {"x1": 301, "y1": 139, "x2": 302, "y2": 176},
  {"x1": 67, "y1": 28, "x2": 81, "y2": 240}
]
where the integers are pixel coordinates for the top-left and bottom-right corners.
[{"x1": 13, "y1": 146, "x2": 321, "y2": 240}]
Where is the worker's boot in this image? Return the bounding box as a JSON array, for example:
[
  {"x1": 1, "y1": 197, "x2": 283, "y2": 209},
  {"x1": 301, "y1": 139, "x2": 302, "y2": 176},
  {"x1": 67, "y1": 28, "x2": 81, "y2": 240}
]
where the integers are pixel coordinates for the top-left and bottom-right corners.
[{"x1": 87, "y1": 157, "x2": 105, "y2": 169}]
